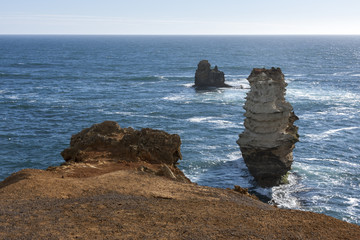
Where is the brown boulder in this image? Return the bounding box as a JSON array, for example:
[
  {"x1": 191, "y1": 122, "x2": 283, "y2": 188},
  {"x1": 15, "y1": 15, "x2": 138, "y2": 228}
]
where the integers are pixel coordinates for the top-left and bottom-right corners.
[
  {"x1": 61, "y1": 121, "x2": 182, "y2": 165},
  {"x1": 59, "y1": 121, "x2": 188, "y2": 182}
]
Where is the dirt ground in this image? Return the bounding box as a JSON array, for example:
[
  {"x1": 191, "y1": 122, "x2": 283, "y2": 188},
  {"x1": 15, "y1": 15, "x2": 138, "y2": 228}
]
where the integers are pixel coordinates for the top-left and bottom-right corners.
[{"x1": 1, "y1": 162, "x2": 360, "y2": 240}]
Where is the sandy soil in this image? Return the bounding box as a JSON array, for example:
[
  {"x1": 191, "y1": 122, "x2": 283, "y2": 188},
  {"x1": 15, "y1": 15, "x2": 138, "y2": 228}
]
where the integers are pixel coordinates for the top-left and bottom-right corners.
[{"x1": 1, "y1": 161, "x2": 359, "y2": 240}]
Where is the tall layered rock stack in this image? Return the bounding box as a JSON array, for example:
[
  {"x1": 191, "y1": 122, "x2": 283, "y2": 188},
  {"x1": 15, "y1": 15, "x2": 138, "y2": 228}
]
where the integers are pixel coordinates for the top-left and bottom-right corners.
[
  {"x1": 194, "y1": 60, "x2": 231, "y2": 88},
  {"x1": 237, "y1": 68, "x2": 299, "y2": 187}
]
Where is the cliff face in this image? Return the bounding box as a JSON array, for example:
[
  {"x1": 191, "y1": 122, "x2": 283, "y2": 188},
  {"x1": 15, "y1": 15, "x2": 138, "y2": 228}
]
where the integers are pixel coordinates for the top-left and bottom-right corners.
[
  {"x1": 194, "y1": 60, "x2": 230, "y2": 87},
  {"x1": 237, "y1": 68, "x2": 299, "y2": 187}
]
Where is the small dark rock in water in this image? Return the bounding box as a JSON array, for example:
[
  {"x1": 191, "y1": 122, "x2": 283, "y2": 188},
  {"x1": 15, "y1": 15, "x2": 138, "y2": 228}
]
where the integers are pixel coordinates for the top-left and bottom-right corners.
[
  {"x1": 194, "y1": 60, "x2": 231, "y2": 88},
  {"x1": 237, "y1": 68, "x2": 299, "y2": 187}
]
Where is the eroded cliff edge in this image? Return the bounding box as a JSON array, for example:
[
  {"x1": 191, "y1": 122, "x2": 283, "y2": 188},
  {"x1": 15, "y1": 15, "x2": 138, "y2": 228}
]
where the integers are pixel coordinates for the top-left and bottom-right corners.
[
  {"x1": 237, "y1": 68, "x2": 299, "y2": 187},
  {"x1": 1, "y1": 121, "x2": 359, "y2": 240},
  {"x1": 58, "y1": 121, "x2": 189, "y2": 182}
]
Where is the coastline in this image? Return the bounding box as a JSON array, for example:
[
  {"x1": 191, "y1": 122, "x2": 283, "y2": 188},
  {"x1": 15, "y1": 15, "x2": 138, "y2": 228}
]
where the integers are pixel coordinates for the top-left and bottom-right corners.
[
  {"x1": 1, "y1": 163, "x2": 360, "y2": 239},
  {"x1": 1, "y1": 35, "x2": 359, "y2": 224},
  {"x1": 1, "y1": 121, "x2": 359, "y2": 239}
]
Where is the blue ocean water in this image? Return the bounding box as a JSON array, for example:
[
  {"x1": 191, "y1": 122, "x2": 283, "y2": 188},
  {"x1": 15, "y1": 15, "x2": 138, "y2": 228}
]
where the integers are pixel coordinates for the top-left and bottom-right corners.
[{"x1": 0, "y1": 35, "x2": 359, "y2": 225}]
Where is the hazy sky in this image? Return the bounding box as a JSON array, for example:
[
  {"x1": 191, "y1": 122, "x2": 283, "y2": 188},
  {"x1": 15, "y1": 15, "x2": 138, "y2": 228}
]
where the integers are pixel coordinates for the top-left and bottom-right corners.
[{"x1": 1, "y1": 0, "x2": 359, "y2": 35}]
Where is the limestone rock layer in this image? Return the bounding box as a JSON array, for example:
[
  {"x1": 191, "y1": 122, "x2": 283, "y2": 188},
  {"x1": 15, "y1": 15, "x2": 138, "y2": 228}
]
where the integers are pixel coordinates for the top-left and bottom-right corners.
[{"x1": 237, "y1": 68, "x2": 299, "y2": 187}]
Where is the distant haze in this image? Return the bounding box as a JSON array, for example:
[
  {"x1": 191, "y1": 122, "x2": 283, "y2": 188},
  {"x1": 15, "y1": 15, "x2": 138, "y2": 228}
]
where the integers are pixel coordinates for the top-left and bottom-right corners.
[{"x1": 1, "y1": 0, "x2": 360, "y2": 35}]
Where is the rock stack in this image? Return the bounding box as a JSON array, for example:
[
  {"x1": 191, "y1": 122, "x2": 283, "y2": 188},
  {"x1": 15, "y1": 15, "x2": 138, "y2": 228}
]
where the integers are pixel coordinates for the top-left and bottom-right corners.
[
  {"x1": 60, "y1": 121, "x2": 189, "y2": 182},
  {"x1": 61, "y1": 121, "x2": 182, "y2": 165},
  {"x1": 194, "y1": 60, "x2": 231, "y2": 88},
  {"x1": 237, "y1": 68, "x2": 299, "y2": 187}
]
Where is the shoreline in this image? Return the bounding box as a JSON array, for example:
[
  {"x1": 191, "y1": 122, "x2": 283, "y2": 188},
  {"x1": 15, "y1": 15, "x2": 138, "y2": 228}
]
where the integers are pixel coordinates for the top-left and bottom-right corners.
[
  {"x1": 1, "y1": 162, "x2": 360, "y2": 239},
  {"x1": 1, "y1": 121, "x2": 360, "y2": 239}
]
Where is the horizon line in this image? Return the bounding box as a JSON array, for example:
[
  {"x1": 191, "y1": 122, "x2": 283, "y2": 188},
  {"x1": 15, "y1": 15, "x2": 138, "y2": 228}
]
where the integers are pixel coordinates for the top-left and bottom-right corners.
[{"x1": 1, "y1": 33, "x2": 360, "y2": 36}]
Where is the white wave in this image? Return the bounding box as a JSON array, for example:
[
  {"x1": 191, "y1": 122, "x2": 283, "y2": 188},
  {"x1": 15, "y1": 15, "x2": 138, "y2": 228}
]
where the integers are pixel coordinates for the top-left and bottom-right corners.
[
  {"x1": 205, "y1": 145, "x2": 218, "y2": 150},
  {"x1": 305, "y1": 126, "x2": 360, "y2": 140},
  {"x1": 181, "y1": 83, "x2": 194, "y2": 88},
  {"x1": 226, "y1": 151, "x2": 241, "y2": 161},
  {"x1": 109, "y1": 111, "x2": 170, "y2": 120},
  {"x1": 7, "y1": 95, "x2": 19, "y2": 100},
  {"x1": 296, "y1": 113, "x2": 316, "y2": 120},
  {"x1": 333, "y1": 72, "x2": 352, "y2": 76},
  {"x1": 188, "y1": 116, "x2": 214, "y2": 123},
  {"x1": 306, "y1": 193, "x2": 360, "y2": 224},
  {"x1": 143, "y1": 114, "x2": 170, "y2": 119},
  {"x1": 187, "y1": 116, "x2": 237, "y2": 128},
  {"x1": 313, "y1": 73, "x2": 329, "y2": 76},
  {"x1": 270, "y1": 173, "x2": 301, "y2": 209},
  {"x1": 182, "y1": 164, "x2": 208, "y2": 183},
  {"x1": 206, "y1": 119, "x2": 237, "y2": 128},
  {"x1": 301, "y1": 157, "x2": 344, "y2": 163},
  {"x1": 162, "y1": 95, "x2": 186, "y2": 101},
  {"x1": 288, "y1": 74, "x2": 305, "y2": 77},
  {"x1": 293, "y1": 162, "x2": 325, "y2": 177},
  {"x1": 302, "y1": 157, "x2": 360, "y2": 168},
  {"x1": 341, "y1": 197, "x2": 360, "y2": 224},
  {"x1": 156, "y1": 75, "x2": 167, "y2": 80},
  {"x1": 225, "y1": 78, "x2": 250, "y2": 88},
  {"x1": 302, "y1": 157, "x2": 320, "y2": 161},
  {"x1": 183, "y1": 169, "x2": 202, "y2": 183},
  {"x1": 165, "y1": 87, "x2": 247, "y2": 105},
  {"x1": 113, "y1": 111, "x2": 136, "y2": 116},
  {"x1": 346, "y1": 197, "x2": 359, "y2": 207},
  {"x1": 288, "y1": 89, "x2": 360, "y2": 102},
  {"x1": 298, "y1": 106, "x2": 359, "y2": 121}
]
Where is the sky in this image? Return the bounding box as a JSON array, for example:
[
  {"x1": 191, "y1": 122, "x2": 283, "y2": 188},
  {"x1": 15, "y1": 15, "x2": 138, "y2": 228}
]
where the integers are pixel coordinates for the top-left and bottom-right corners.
[{"x1": 1, "y1": 0, "x2": 360, "y2": 35}]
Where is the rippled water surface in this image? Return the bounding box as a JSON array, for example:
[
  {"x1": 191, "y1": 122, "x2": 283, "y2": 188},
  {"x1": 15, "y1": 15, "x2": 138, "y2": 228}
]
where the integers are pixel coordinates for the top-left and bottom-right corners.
[{"x1": 0, "y1": 35, "x2": 359, "y2": 224}]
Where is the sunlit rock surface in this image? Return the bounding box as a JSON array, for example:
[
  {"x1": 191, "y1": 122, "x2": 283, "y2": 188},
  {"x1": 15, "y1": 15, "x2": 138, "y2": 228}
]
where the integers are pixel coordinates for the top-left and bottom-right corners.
[{"x1": 237, "y1": 68, "x2": 299, "y2": 187}]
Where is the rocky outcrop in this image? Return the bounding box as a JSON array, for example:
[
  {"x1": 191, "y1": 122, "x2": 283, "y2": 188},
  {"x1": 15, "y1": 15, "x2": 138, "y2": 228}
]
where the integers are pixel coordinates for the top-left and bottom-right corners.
[
  {"x1": 2, "y1": 121, "x2": 360, "y2": 239},
  {"x1": 237, "y1": 68, "x2": 299, "y2": 187},
  {"x1": 194, "y1": 60, "x2": 231, "y2": 87},
  {"x1": 2, "y1": 165, "x2": 360, "y2": 240},
  {"x1": 60, "y1": 121, "x2": 188, "y2": 182}
]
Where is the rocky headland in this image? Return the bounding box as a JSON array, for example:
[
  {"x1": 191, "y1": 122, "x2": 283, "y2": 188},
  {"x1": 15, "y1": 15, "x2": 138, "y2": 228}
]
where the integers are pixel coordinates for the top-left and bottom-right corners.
[
  {"x1": 194, "y1": 60, "x2": 231, "y2": 88},
  {"x1": 237, "y1": 68, "x2": 299, "y2": 187},
  {"x1": 1, "y1": 121, "x2": 359, "y2": 239},
  {"x1": 59, "y1": 121, "x2": 188, "y2": 182}
]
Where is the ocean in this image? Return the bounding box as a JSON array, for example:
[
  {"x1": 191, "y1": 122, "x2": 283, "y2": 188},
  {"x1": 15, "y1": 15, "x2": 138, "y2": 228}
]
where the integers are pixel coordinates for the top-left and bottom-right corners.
[{"x1": 0, "y1": 35, "x2": 359, "y2": 225}]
